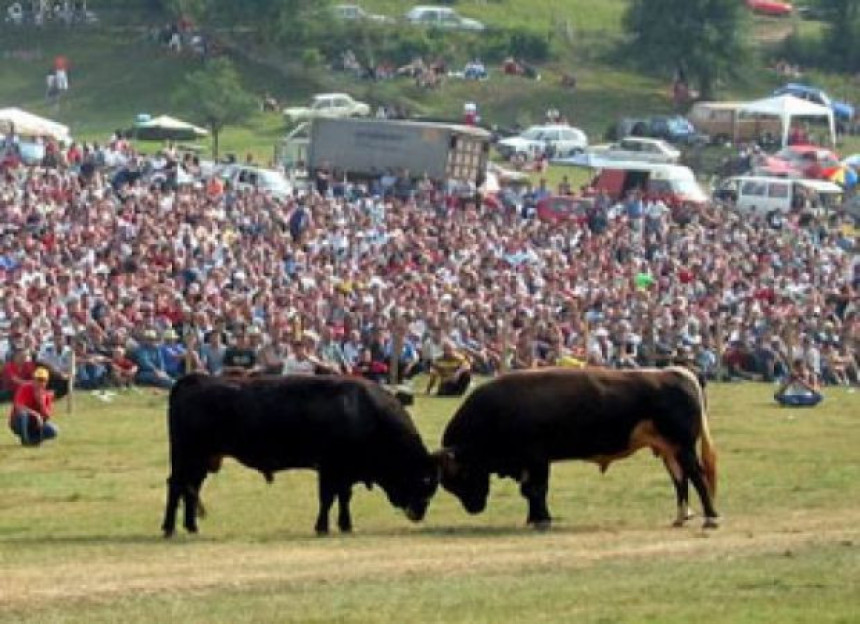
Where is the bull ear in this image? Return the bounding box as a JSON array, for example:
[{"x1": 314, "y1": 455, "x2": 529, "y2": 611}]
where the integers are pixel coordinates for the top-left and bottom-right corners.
[{"x1": 433, "y1": 448, "x2": 459, "y2": 477}]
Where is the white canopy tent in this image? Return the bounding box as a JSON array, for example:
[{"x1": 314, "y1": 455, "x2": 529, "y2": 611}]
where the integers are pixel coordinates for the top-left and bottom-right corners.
[
  {"x1": 0, "y1": 107, "x2": 71, "y2": 142},
  {"x1": 738, "y1": 94, "x2": 836, "y2": 148}
]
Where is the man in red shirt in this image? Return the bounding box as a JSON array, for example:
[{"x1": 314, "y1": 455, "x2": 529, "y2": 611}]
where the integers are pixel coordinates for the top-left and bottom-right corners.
[
  {"x1": 9, "y1": 367, "x2": 57, "y2": 446},
  {"x1": 0, "y1": 348, "x2": 36, "y2": 403}
]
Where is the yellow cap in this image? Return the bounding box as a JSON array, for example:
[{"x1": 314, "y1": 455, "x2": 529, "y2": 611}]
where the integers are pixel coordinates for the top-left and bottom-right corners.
[{"x1": 33, "y1": 367, "x2": 50, "y2": 381}]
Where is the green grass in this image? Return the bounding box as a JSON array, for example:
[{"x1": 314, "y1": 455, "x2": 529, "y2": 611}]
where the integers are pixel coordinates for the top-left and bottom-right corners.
[{"x1": 1, "y1": 381, "x2": 859, "y2": 623}]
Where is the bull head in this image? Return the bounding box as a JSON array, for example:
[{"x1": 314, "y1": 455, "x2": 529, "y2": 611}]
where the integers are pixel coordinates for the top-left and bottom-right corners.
[
  {"x1": 433, "y1": 447, "x2": 488, "y2": 515},
  {"x1": 433, "y1": 448, "x2": 459, "y2": 479}
]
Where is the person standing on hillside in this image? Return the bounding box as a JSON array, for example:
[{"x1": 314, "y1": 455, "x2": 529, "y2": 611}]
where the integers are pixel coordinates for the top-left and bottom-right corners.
[{"x1": 9, "y1": 367, "x2": 57, "y2": 446}]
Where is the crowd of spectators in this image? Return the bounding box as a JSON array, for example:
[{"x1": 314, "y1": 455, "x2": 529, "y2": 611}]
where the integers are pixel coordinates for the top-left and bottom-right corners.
[{"x1": 0, "y1": 132, "x2": 858, "y2": 407}]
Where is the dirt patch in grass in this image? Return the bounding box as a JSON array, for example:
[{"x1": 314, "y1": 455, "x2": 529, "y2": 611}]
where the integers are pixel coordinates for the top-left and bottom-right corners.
[{"x1": 3, "y1": 508, "x2": 857, "y2": 610}]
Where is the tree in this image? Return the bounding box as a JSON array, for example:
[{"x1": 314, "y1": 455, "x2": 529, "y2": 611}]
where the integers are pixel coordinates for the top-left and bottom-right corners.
[
  {"x1": 173, "y1": 58, "x2": 256, "y2": 159},
  {"x1": 623, "y1": 0, "x2": 748, "y2": 100},
  {"x1": 820, "y1": 0, "x2": 860, "y2": 71}
]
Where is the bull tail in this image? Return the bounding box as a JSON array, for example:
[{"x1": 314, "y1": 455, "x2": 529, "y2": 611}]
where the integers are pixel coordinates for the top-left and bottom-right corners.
[
  {"x1": 699, "y1": 404, "x2": 717, "y2": 498},
  {"x1": 669, "y1": 366, "x2": 717, "y2": 498}
]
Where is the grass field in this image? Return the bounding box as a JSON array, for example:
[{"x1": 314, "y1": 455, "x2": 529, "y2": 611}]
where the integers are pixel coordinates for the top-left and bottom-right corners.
[{"x1": 1, "y1": 381, "x2": 859, "y2": 623}]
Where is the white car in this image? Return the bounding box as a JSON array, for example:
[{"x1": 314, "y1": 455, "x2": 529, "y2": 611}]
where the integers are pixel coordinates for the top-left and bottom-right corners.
[
  {"x1": 219, "y1": 164, "x2": 293, "y2": 199},
  {"x1": 590, "y1": 137, "x2": 681, "y2": 164},
  {"x1": 283, "y1": 93, "x2": 371, "y2": 124},
  {"x1": 404, "y1": 6, "x2": 485, "y2": 31},
  {"x1": 496, "y1": 124, "x2": 588, "y2": 159},
  {"x1": 332, "y1": 4, "x2": 393, "y2": 23}
]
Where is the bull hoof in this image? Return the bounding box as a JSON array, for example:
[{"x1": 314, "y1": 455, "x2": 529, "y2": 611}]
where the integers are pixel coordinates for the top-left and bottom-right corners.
[
  {"x1": 315, "y1": 526, "x2": 330, "y2": 536},
  {"x1": 338, "y1": 522, "x2": 353, "y2": 534},
  {"x1": 672, "y1": 510, "x2": 696, "y2": 527},
  {"x1": 530, "y1": 519, "x2": 552, "y2": 531},
  {"x1": 185, "y1": 525, "x2": 198, "y2": 534},
  {"x1": 162, "y1": 528, "x2": 175, "y2": 539},
  {"x1": 703, "y1": 516, "x2": 720, "y2": 529}
]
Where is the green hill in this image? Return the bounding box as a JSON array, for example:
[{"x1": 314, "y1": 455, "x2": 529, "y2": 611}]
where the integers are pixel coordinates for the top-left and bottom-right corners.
[{"x1": 0, "y1": 2, "x2": 856, "y2": 162}]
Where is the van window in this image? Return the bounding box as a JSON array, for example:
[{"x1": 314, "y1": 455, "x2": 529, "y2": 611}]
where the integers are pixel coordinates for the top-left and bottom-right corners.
[
  {"x1": 767, "y1": 182, "x2": 789, "y2": 199},
  {"x1": 647, "y1": 179, "x2": 671, "y2": 194},
  {"x1": 741, "y1": 180, "x2": 766, "y2": 196}
]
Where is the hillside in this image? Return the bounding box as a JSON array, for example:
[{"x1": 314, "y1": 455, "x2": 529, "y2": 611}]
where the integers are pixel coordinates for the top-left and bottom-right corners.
[{"x1": 0, "y1": 2, "x2": 855, "y2": 162}]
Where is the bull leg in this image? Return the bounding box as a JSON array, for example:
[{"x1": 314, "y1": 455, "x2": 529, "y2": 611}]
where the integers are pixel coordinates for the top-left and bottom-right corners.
[
  {"x1": 662, "y1": 457, "x2": 694, "y2": 527},
  {"x1": 678, "y1": 449, "x2": 719, "y2": 528},
  {"x1": 337, "y1": 485, "x2": 353, "y2": 533},
  {"x1": 162, "y1": 476, "x2": 182, "y2": 538},
  {"x1": 315, "y1": 472, "x2": 337, "y2": 535},
  {"x1": 520, "y1": 462, "x2": 552, "y2": 529},
  {"x1": 183, "y1": 470, "x2": 207, "y2": 534}
]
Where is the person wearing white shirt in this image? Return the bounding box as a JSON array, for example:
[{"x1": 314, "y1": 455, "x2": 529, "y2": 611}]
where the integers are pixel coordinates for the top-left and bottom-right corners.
[{"x1": 282, "y1": 339, "x2": 318, "y2": 376}]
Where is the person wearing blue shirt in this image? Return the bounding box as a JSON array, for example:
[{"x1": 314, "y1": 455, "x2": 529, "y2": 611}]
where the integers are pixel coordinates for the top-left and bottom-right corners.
[
  {"x1": 134, "y1": 329, "x2": 174, "y2": 389},
  {"x1": 159, "y1": 328, "x2": 186, "y2": 379}
]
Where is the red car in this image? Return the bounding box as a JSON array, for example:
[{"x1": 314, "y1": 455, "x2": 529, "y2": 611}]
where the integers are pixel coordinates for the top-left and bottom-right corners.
[
  {"x1": 535, "y1": 196, "x2": 591, "y2": 225},
  {"x1": 757, "y1": 144, "x2": 841, "y2": 180},
  {"x1": 746, "y1": 0, "x2": 793, "y2": 16}
]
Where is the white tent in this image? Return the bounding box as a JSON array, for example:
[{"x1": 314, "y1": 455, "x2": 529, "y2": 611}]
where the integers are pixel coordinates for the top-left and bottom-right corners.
[
  {"x1": 738, "y1": 94, "x2": 836, "y2": 148},
  {"x1": 0, "y1": 107, "x2": 71, "y2": 142}
]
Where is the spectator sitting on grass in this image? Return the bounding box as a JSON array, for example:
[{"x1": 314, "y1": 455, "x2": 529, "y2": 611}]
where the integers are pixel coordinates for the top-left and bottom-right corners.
[
  {"x1": 134, "y1": 329, "x2": 174, "y2": 389},
  {"x1": 109, "y1": 345, "x2": 138, "y2": 389},
  {"x1": 774, "y1": 358, "x2": 823, "y2": 407},
  {"x1": 425, "y1": 340, "x2": 471, "y2": 397},
  {"x1": 9, "y1": 367, "x2": 57, "y2": 447}
]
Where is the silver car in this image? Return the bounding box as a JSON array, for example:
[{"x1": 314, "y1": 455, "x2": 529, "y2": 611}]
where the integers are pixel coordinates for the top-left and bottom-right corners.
[{"x1": 404, "y1": 6, "x2": 485, "y2": 31}]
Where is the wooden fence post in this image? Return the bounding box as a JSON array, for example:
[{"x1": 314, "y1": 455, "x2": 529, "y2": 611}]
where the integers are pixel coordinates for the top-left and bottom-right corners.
[
  {"x1": 498, "y1": 317, "x2": 508, "y2": 374},
  {"x1": 715, "y1": 316, "x2": 725, "y2": 382},
  {"x1": 646, "y1": 304, "x2": 657, "y2": 367},
  {"x1": 67, "y1": 349, "x2": 76, "y2": 415},
  {"x1": 389, "y1": 311, "x2": 404, "y2": 386},
  {"x1": 184, "y1": 324, "x2": 194, "y2": 376}
]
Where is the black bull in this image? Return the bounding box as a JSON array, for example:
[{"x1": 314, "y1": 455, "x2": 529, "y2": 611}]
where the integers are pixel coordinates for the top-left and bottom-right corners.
[
  {"x1": 438, "y1": 367, "x2": 719, "y2": 529},
  {"x1": 162, "y1": 374, "x2": 438, "y2": 536}
]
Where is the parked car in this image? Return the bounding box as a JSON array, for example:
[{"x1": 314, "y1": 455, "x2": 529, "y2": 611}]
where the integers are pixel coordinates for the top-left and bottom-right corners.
[
  {"x1": 404, "y1": 6, "x2": 485, "y2": 31},
  {"x1": 589, "y1": 137, "x2": 681, "y2": 164},
  {"x1": 535, "y1": 195, "x2": 592, "y2": 225},
  {"x1": 756, "y1": 145, "x2": 842, "y2": 180},
  {"x1": 495, "y1": 124, "x2": 588, "y2": 159},
  {"x1": 332, "y1": 4, "x2": 393, "y2": 23},
  {"x1": 773, "y1": 83, "x2": 855, "y2": 124},
  {"x1": 606, "y1": 115, "x2": 707, "y2": 145},
  {"x1": 746, "y1": 0, "x2": 793, "y2": 16},
  {"x1": 283, "y1": 93, "x2": 371, "y2": 124},
  {"x1": 219, "y1": 164, "x2": 293, "y2": 199}
]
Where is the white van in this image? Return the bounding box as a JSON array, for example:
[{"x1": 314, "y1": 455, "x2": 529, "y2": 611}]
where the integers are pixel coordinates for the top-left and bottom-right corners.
[
  {"x1": 714, "y1": 175, "x2": 843, "y2": 215},
  {"x1": 590, "y1": 161, "x2": 709, "y2": 205}
]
